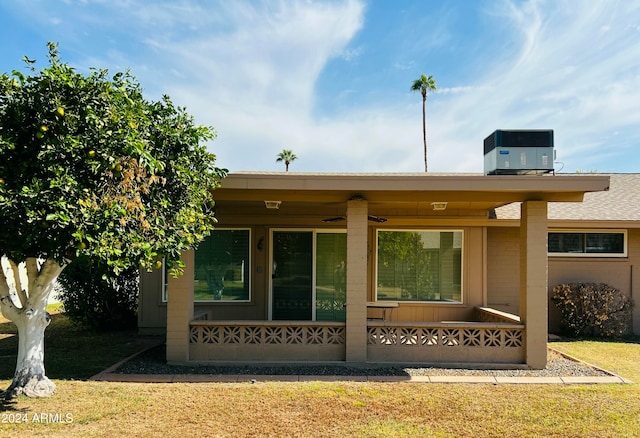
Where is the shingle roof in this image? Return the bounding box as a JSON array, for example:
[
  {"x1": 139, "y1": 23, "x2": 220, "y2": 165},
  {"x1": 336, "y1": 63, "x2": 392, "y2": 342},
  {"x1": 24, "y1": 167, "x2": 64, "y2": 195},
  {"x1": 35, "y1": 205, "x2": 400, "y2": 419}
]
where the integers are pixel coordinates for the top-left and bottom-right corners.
[{"x1": 494, "y1": 174, "x2": 640, "y2": 221}]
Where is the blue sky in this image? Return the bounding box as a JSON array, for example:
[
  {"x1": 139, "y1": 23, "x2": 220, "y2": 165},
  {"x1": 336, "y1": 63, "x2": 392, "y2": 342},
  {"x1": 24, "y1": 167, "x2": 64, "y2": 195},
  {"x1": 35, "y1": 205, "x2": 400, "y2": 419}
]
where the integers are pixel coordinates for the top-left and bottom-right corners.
[{"x1": 1, "y1": 0, "x2": 639, "y2": 173}]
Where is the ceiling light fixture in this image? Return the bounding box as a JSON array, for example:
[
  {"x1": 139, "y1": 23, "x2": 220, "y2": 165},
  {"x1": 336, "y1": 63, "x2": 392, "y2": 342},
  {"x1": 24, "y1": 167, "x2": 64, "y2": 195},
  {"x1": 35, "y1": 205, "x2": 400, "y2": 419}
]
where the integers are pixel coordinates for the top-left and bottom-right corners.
[
  {"x1": 264, "y1": 200, "x2": 282, "y2": 210},
  {"x1": 431, "y1": 202, "x2": 448, "y2": 211}
]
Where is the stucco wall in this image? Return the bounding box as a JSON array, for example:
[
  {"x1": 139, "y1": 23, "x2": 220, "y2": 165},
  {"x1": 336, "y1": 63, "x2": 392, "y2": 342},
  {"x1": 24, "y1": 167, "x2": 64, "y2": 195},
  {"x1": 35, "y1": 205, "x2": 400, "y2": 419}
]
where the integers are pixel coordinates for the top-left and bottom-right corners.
[
  {"x1": 487, "y1": 227, "x2": 640, "y2": 335},
  {"x1": 138, "y1": 269, "x2": 167, "y2": 335}
]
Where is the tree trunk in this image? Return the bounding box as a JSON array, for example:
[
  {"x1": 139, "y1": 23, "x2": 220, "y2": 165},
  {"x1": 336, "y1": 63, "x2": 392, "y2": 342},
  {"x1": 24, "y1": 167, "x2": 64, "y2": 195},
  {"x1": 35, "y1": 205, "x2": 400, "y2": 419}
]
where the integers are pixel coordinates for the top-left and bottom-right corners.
[
  {"x1": 422, "y1": 94, "x2": 428, "y2": 173},
  {"x1": 4, "y1": 311, "x2": 55, "y2": 398},
  {"x1": 0, "y1": 257, "x2": 63, "y2": 399}
]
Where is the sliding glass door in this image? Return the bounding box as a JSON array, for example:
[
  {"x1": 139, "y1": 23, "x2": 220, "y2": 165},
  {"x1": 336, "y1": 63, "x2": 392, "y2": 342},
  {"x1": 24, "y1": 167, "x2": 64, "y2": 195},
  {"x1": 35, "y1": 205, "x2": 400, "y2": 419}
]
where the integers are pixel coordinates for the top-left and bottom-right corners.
[
  {"x1": 271, "y1": 230, "x2": 346, "y2": 321},
  {"x1": 271, "y1": 231, "x2": 313, "y2": 320}
]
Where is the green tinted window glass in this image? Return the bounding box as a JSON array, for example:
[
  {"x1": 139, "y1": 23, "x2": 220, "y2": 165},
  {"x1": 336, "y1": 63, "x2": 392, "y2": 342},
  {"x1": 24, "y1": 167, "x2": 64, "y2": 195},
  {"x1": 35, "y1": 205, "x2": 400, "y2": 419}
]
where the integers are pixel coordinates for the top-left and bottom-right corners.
[
  {"x1": 194, "y1": 229, "x2": 250, "y2": 301},
  {"x1": 315, "y1": 233, "x2": 347, "y2": 321},
  {"x1": 377, "y1": 231, "x2": 462, "y2": 302}
]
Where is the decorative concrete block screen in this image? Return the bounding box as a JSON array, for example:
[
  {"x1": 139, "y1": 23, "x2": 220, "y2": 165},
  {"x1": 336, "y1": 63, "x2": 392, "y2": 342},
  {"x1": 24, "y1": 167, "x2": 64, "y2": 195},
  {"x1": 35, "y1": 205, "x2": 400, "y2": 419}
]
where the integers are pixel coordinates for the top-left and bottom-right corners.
[
  {"x1": 188, "y1": 320, "x2": 524, "y2": 364},
  {"x1": 367, "y1": 322, "x2": 525, "y2": 364},
  {"x1": 189, "y1": 321, "x2": 346, "y2": 362}
]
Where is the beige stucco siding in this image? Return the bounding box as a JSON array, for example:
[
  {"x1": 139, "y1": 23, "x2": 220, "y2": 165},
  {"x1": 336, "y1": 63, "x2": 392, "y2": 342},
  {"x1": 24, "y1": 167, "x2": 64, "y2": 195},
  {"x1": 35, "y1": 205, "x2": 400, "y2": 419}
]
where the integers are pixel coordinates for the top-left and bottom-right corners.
[
  {"x1": 138, "y1": 269, "x2": 167, "y2": 335},
  {"x1": 486, "y1": 227, "x2": 520, "y2": 314},
  {"x1": 487, "y1": 227, "x2": 640, "y2": 335}
]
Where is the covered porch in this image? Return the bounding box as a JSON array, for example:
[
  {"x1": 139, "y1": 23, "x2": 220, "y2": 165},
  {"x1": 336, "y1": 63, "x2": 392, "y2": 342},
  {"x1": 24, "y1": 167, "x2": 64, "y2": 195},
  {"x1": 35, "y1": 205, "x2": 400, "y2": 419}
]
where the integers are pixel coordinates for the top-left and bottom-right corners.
[
  {"x1": 187, "y1": 307, "x2": 523, "y2": 364},
  {"x1": 164, "y1": 172, "x2": 610, "y2": 369}
]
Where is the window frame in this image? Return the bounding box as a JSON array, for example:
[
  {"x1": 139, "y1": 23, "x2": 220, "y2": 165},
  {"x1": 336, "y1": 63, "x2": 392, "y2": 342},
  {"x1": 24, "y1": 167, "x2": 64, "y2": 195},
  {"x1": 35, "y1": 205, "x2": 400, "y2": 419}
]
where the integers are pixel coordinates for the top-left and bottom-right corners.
[
  {"x1": 194, "y1": 228, "x2": 252, "y2": 302},
  {"x1": 162, "y1": 228, "x2": 252, "y2": 303},
  {"x1": 548, "y1": 229, "x2": 627, "y2": 258},
  {"x1": 375, "y1": 229, "x2": 465, "y2": 304}
]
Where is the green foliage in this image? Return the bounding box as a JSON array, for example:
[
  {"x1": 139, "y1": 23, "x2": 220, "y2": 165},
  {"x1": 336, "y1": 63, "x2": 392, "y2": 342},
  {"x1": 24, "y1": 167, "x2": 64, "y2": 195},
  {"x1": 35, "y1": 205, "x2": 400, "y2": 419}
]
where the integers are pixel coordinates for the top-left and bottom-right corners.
[
  {"x1": 276, "y1": 149, "x2": 297, "y2": 171},
  {"x1": 56, "y1": 256, "x2": 138, "y2": 330},
  {"x1": 552, "y1": 282, "x2": 634, "y2": 338},
  {"x1": 0, "y1": 43, "x2": 227, "y2": 274},
  {"x1": 410, "y1": 73, "x2": 437, "y2": 97}
]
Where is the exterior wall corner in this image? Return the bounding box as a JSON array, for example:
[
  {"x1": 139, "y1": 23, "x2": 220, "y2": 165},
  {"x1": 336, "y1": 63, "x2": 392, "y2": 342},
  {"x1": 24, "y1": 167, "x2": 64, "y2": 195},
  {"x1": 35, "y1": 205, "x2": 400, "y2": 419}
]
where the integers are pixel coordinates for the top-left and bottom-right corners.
[{"x1": 166, "y1": 250, "x2": 195, "y2": 363}]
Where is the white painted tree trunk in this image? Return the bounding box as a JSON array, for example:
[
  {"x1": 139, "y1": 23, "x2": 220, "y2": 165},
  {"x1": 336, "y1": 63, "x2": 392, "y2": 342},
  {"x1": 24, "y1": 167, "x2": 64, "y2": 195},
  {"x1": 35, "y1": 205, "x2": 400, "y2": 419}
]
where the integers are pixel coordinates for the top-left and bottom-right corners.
[{"x1": 0, "y1": 257, "x2": 64, "y2": 399}]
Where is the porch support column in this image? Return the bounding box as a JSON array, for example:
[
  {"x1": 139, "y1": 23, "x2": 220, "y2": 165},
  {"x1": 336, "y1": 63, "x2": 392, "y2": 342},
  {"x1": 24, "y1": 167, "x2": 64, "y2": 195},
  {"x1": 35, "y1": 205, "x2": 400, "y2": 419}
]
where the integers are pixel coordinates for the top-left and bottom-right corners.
[
  {"x1": 345, "y1": 198, "x2": 369, "y2": 362},
  {"x1": 519, "y1": 201, "x2": 548, "y2": 369},
  {"x1": 166, "y1": 249, "x2": 195, "y2": 364}
]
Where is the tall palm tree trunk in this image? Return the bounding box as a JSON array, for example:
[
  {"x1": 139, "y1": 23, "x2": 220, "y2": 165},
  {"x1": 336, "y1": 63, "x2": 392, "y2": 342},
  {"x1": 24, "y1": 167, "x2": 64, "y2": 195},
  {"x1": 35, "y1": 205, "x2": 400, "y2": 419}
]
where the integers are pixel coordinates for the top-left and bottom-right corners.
[
  {"x1": 422, "y1": 93, "x2": 427, "y2": 172},
  {"x1": 411, "y1": 73, "x2": 436, "y2": 173}
]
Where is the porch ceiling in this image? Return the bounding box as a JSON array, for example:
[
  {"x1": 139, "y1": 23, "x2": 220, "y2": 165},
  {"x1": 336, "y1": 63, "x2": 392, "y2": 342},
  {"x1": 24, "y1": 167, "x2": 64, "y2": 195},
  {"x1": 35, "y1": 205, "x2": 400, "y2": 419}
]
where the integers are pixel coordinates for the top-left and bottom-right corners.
[{"x1": 213, "y1": 172, "x2": 610, "y2": 213}]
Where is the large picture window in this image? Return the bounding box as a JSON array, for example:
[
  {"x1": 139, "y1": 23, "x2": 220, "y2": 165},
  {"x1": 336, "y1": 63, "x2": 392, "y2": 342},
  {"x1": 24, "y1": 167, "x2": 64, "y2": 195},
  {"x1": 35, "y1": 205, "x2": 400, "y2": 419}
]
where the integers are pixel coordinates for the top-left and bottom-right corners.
[
  {"x1": 194, "y1": 229, "x2": 251, "y2": 301},
  {"x1": 548, "y1": 230, "x2": 626, "y2": 257},
  {"x1": 376, "y1": 230, "x2": 463, "y2": 303}
]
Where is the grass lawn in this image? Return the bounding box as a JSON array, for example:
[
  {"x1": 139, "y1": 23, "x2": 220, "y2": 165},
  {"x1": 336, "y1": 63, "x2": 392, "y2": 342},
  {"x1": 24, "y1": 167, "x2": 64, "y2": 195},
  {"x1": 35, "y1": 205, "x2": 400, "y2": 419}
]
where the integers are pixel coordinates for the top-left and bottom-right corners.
[{"x1": 0, "y1": 310, "x2": 639, "y2": 437}]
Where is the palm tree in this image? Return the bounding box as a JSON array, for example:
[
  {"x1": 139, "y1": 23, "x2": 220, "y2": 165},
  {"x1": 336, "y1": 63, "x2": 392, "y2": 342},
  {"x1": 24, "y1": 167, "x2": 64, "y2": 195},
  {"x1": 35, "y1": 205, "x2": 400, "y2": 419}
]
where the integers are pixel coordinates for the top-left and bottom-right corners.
[
  {"x1": 410, "y1": 74, "x2": 437, "y2": 172},
  {"x1": 276, "y1": 149, "x2": 297, "y2": 172}
]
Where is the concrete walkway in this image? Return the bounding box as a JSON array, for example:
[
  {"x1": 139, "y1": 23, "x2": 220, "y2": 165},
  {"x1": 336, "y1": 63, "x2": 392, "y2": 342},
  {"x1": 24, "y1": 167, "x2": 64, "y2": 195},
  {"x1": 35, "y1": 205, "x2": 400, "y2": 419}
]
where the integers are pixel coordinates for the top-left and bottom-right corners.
[
  {"x1": 91, "y1": 372, "x2": 630, "y2": 384},
  {"x1": 90, "y1": 346, "x2": 633, "y2": 385}
]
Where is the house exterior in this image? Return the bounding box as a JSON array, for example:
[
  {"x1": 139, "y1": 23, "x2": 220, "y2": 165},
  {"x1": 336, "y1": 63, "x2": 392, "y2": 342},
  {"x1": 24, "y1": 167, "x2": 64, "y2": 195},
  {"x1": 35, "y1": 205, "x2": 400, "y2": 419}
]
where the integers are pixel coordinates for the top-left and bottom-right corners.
[
  {"x1": 491, "y1": 173, "x2": 640, "y2": 335},
  {"x1": 138, "y1": 172, "x2": 622, "y2": 370}
]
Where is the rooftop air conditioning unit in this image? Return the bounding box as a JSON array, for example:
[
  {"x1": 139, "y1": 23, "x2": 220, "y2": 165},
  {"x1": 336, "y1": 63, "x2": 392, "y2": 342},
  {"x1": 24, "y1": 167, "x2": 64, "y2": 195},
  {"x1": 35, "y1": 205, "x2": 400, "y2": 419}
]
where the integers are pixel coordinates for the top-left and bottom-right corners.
[{"x1": 484, "y1": 129, "x2": 555, "y2": 175}]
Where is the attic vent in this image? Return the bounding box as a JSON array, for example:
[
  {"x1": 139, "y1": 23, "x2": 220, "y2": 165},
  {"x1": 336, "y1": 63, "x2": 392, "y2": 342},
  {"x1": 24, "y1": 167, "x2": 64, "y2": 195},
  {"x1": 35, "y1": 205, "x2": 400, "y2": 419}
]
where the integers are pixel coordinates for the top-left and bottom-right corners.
[{"x1": 484, "y1": 129, "x2": 555, "y2": 175}]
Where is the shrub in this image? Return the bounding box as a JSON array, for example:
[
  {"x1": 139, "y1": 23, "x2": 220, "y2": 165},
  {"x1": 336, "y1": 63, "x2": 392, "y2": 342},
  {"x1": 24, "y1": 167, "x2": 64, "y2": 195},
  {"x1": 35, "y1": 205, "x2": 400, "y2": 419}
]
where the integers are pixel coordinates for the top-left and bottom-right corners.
[
  {"x1": 551, "y1": 282, "x2": 634, "y2": 338},
  {"x1": 57, "y1": 256, "x2": 139, "y2": 331}
]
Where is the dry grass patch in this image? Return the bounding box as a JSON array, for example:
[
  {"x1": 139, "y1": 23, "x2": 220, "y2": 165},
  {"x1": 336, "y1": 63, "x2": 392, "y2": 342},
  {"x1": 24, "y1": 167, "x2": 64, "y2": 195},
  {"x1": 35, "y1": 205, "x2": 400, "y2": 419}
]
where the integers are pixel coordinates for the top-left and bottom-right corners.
[
  {"x1": 1, "y1": 380, "x2": 639, "y2": 437},
  {"x1": 551, "y1": 337, "x2": 640, "y2": 382}
]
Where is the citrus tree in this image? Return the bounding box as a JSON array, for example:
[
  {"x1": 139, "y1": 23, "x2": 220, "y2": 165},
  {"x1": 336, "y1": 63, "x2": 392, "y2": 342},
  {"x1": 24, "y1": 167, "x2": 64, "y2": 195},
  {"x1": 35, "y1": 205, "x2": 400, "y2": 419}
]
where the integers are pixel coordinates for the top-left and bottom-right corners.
[{"x1": 0, "y1": 43, "x2": 227, "y2": 398}]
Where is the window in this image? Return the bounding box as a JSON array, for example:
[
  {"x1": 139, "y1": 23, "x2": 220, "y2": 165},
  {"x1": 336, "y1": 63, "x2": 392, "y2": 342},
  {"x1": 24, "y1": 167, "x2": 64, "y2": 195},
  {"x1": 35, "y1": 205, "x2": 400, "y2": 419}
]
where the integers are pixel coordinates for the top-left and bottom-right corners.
[
  {"x1": 376, "y1": 230, "x2": 463, "y2": 303},
  {"x1": 194, "y1": 229, "x2": 251, "y2": 301},
  {"x1": 548, "y1": 230, "x2": 626, "y2": 257}
]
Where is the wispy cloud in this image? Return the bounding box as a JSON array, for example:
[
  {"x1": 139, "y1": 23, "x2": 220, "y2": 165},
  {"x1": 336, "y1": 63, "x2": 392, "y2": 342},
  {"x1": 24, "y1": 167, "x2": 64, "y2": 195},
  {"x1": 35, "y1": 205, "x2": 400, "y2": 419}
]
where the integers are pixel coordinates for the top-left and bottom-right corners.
[
  {"x1": 3, "y1": 0, "x2": 639, "y2": 173},
  {"x1": 436, "y1": 86, "x2": 478, "y2": 95},
  {"x1": 133, "y1": 0, "x2": 368, "y2": 170},
  {"x1": 427, "y1": 0, "x2": 640, "y2": 172},
  {"x1": 149, "y1": 0, "x2": 640, "y2": 172}
]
